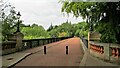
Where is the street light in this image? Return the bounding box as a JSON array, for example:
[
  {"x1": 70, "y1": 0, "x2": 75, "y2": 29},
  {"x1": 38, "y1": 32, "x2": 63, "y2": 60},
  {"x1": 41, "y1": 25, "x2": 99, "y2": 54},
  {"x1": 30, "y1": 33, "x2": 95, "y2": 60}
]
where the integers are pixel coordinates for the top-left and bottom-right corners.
[
  {"x1": 86, "y1": 9, "x2": 94, "y2": 53},
  {"x1": 16, "y1": 12, "x2": 21, "y2": 32},
  {"x1": 86, "y1": 8, "x2": 93, "y2": 31},
  {"x1": 70, "y1": 31, "x2": 73, "y2": 37},
  {"x1": 87, "y1": 16, "x2": 93, "y2": 31}
]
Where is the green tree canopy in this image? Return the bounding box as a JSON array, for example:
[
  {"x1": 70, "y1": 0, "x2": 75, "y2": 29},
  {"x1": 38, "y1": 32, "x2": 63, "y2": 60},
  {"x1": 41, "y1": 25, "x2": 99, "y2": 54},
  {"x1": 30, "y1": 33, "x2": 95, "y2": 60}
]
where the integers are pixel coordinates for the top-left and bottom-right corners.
[
  {"x1": 61, "y1": 2, "x2": 120, "y2": 43},
  {"x1": 1, "y1": 5, "x2": 23, "y2": 41},
  {"x1": 47, "y1": 24, "x2": 54, "y2": 32},
  {"x1": 21, "y1": 24, "x2": 50, "y2": 39},
  {"x1": 74, "y1": 22, "x2": 89, "y2": 37},
  {"x1": 48, "y1": 21, "x2": 76, "y2": 37},
  {"x1": 61, "y1": 2, "x2": 120, "y2": 24}
]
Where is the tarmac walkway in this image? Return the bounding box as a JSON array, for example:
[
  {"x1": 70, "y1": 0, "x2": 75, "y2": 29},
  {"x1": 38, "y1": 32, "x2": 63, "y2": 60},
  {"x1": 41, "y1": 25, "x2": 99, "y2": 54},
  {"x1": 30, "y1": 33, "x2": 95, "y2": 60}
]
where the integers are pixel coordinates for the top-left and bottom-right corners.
[
  {"x1": 2, "y1": 38, "x2": 71, "y2": 67},
  {"x1": 14, "y1": 37, "x2": 84, "y2": 66},
  {"x1": 2, "y1": 37, "x2": 119, "y2": 68}
]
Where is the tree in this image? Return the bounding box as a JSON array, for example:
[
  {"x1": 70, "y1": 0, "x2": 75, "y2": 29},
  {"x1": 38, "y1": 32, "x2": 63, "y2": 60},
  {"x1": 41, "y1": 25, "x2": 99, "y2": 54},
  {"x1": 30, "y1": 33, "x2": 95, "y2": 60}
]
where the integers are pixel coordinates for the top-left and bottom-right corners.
[
  {"x1": 61, "y1": 2, "x2": 120, "y2": 43},
  {"x1": 21, "y1": 24, "x2": 50, "y2": 39},
  {"x1": 74, "y1": 22, "x2": 89, "y2": 37},
  {"x1": 48, "y1": 21, "x2": 77, "y2": 37},
  {"x1": 95, "y1": 22, "x2": 117, "y2": 43},
  {"x1": 31, "y1": 23, "x2": 38, "y2": 27},
  {"x1": 47, "y1": 23, "x2": 54, "y2": 31},
  {"x1": 1, "y1": 4, "x2": 23, "y2": 41}
]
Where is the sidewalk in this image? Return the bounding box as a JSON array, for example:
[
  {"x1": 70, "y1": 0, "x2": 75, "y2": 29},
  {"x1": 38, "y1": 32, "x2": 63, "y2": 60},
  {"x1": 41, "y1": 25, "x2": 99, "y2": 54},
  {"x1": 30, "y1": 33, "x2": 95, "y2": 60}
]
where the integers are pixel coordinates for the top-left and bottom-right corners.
[
  {"x1": 2, "y1": 39, "x2": 68, "y2": 67},
  {"x1": 79, "y1": 39, "x2": 119, "y2": 66}
]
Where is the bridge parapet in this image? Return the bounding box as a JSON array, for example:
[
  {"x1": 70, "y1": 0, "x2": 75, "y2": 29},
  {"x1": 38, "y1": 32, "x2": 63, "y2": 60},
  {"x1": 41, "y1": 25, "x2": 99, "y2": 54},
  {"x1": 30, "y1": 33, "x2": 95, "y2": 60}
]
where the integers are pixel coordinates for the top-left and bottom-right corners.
[
  {"x1": 1, "y1": 41, "x2": 16, "y2": 55},
  {"x1": 89, "y1": 41, "x2": 120, "y2": 64},
  {"x1": 1, "y1": 37, "x2": 72, "y2": 55}
]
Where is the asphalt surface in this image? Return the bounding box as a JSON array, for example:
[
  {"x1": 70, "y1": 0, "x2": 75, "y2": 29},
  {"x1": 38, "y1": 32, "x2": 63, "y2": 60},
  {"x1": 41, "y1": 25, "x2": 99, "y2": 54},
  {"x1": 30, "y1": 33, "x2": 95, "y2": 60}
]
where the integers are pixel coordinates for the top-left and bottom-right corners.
[{"x1": 13, "y1": 37, "x2": 84, "y2": 66}]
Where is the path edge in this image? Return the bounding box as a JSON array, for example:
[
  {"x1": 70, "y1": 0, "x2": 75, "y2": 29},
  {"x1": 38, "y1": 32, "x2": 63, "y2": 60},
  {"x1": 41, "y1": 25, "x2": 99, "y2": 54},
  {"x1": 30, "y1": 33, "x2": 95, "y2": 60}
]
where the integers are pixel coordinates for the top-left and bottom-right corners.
[{"x1": 79, "y1": 38, "x2": 88, "y2": 66}]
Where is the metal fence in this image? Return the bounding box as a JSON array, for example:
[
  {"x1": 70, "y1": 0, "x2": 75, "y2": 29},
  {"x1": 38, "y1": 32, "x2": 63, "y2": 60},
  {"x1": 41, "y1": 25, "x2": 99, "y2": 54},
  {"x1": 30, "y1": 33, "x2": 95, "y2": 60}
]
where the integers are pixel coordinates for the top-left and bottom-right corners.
[
  {"x1": 80, "y1": 36, "x2": 88, "y2": 48},
  {"x1": 2, "y1": 37, "x2": 72, "y2": 52},
  {"x1": 21, "y1": 37, "x2": 72, "y2": 51},
  {"x1": 1, "y1": 37, "x2": 72, "y2": 55},
  {"x1": 2, "y1": 41, "x2": 16, "y2": 50}
]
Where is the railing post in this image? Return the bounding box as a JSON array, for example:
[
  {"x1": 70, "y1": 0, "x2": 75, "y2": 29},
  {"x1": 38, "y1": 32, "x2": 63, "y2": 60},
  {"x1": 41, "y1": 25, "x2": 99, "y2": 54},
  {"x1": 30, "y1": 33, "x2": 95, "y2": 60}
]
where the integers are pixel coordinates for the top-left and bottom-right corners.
[
  {"x1": 51, "y1": 39, "x2": 52, "y2": 43},
  {"x1": 37, "y1": 40, "x2": 39, "y2": 46},
  {"x1": 116, "y1": 48, "x2": 119, "y2": 64},
  {"x1": 43, "y1": 40, "x2": 44, "y2": 45},
  {"x1": 104, "y1": 43, "x2": 110, "y2": 61},
  {"x1": 54, "y1": 38, "x2": 56, "y2": 42},
  {"x1": 30, "y1": 41, "x2": 32, "y2": 48},
  {"x1": 39, "y1": 40, "x2": 41, "y2": 46},
  {"x1": 48, "y1": 39, "x2": 50, "y2": 44},
  {"x1": 88, "y1": 31, "x2": 90, "y2": 53},
  {"x1": 47, "y1": 39, "x2": 49, "y2": 44}
]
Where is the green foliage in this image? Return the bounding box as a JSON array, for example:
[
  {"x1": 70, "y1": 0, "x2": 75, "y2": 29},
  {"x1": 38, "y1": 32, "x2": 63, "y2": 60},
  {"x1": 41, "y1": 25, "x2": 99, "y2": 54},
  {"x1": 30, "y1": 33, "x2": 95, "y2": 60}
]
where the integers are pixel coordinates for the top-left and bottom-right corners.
[
  {"x1": 47, "y1": 24, "x2": 54, "y2": 31},
  {"x1": 74, "y1": 22, "x2": 89, "y2": 38},
  {"x1": 58, "y1": 32, "x2": 68, "y2": 37},
  {"x1": 48, "y1": 21, "x2": 88, "y2": 38},
  {"x1": 21, "y1": 21, "x2": 89, "y2": 39},
  {"x1": 21, "y1": 24, "x2": 50, "y2": 39},
  {"x1": 1, "y1": 5, "x2": 23, "y2": 41},
  {"x1": 61, "y1": 2, "x2": 120, "y2": 43},
  {"x1": 95, "y1": 22, "x2": 117, "y2": 43},
  {"x1": 48, "y1": 21, "x2": 76, "y2": 37},
  {"x1": 61, "y1": 2, "x2": 101, "y2": 22}
]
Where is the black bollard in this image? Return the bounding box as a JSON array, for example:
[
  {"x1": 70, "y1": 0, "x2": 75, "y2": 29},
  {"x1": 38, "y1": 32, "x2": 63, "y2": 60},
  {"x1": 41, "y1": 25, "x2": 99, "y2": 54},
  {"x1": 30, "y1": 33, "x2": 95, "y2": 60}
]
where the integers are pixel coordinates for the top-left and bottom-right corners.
[
  {"x1": 44, "y1": 46, "x2": 46, "y2": 54},
  {"x1": 66, "y1": 46, "x2": 68, "y2": 55}
]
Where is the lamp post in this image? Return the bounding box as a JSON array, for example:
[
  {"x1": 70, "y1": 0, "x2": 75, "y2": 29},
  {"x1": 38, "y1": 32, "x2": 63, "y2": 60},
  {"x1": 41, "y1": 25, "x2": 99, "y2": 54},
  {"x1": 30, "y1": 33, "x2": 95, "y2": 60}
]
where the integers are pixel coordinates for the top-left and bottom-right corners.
[
  {"x1": 86, "y1": 8, "x2": 93, "y2": 32},
  {"x1": 16, "y1": 12, "x2": 21, "y2": 32},
  {"x1": 87, "y1": 16, "x2": 93, "y2": 31},
  {"x1": 87, "y1": 12, "x2": 96, "y2": 54},
  {"x1": 70, "y1": 31, "x2": 73, "y2": 37},
  {"x1": 87, "y1": 14, "x2": 94, "y2": 53}
]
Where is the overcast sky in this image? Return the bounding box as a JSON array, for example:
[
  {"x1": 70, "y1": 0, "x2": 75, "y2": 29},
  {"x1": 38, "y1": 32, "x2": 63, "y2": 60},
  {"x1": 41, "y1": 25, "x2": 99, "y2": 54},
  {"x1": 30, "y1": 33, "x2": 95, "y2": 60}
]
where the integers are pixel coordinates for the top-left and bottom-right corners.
[{"x1": 8, "y1": 0, "x2": 84, "y2": 30}]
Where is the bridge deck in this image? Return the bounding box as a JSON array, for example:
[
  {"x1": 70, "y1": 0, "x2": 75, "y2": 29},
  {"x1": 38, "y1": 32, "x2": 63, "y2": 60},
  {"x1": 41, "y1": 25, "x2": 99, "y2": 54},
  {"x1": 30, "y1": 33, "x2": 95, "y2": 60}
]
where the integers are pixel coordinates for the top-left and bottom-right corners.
[
  {"x1": 14, "y1": 37, "x2": 84, "y2": 66},
  {"x1": 2, "y1": 37, "x2": 118, "y2": 68}
]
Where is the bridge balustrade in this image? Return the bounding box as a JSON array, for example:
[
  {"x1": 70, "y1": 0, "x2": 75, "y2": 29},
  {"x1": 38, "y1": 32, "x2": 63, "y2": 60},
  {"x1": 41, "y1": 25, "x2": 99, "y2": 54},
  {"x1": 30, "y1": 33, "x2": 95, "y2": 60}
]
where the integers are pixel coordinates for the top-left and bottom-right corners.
[{"x1": 89, "y1": 41, "x2": 120, "y2": 64}]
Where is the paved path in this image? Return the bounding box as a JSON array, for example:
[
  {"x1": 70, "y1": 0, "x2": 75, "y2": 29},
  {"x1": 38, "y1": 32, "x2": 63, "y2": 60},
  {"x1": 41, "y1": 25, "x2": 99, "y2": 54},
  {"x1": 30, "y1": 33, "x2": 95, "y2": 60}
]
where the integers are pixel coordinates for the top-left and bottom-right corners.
[
  {"x1": 3, "y1": 37, "x2": 119, "y2": 68},
  {"x1": 2, "y1": 38, "x2": 69, "y2": 67},
  {"x1": 14, "y1": 37, "x2": 84, "y2": 66}
]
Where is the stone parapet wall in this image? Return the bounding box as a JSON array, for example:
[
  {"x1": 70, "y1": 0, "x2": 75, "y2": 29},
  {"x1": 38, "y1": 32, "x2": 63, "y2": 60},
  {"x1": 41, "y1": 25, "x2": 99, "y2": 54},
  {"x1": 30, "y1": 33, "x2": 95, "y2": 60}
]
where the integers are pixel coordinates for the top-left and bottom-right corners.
[{"x1": 89, "y1": 41, "x2": 120, "y2": 64}]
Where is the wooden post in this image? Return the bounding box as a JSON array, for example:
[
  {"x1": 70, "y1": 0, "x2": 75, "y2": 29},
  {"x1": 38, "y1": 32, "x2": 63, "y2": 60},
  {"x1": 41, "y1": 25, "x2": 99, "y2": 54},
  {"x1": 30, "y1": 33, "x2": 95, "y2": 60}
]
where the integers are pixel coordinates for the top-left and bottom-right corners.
[
  {"x1": 66, "y1": 46, "x2": 68, "y2": 55},
  {"x1": 44, "y1": 46, "x2": 46, "y2": 54}
]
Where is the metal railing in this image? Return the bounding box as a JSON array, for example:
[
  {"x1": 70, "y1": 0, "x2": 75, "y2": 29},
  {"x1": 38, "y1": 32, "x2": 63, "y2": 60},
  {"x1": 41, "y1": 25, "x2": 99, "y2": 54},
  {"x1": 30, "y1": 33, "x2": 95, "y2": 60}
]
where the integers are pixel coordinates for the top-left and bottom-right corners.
[
  {"x1": 2, "y1": 37, "x2": 72, "y2": 55},
  {"x1": 80, "y1": 36, "x2": 88, "y2": 48},
  {"x1": 2, "y1": 41, "x2": 16, "y2": 50}
]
